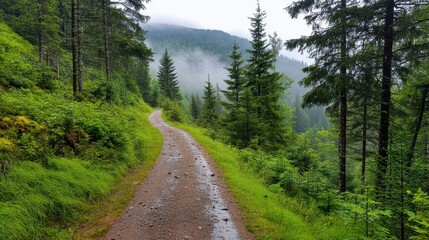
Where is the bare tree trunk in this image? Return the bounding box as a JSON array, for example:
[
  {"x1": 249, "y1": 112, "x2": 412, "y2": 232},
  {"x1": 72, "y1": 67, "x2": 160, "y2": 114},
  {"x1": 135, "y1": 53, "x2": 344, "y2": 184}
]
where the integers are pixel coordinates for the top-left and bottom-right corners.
[
  {"x1": 102, "y1": 0, "x2": 111, "y2": 81},
  {"x1": 362, "y1": 94, "x2": 368, "y2": 184},
  {"x1": 37, "y1": 2, "x2": 43, "y2": 63},
  {"x1": 339, "y1": 0, "x2": 347, "y2": 193},
  {"x1": 57, "y1": 58, "x2": 60, "y2": 79},
  {"x1": 71, "y1": 0, "x2": 78, "y2": 96},
  {"x1": 407, "y1": 86, "x2": 428, "y2": 166},
  {"x1": 376, "y1": 0, "x2": 394, "y2": 196},
  {"x1": 77, "y1": 0, "x2": 83, "y2": 92}
]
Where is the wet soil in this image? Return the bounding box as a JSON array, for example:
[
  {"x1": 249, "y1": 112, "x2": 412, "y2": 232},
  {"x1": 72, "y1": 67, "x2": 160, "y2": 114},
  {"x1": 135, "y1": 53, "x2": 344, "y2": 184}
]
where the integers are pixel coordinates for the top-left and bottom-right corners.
[{"x1": 102, "y1": 110, "x2": 254, "y2": 240}]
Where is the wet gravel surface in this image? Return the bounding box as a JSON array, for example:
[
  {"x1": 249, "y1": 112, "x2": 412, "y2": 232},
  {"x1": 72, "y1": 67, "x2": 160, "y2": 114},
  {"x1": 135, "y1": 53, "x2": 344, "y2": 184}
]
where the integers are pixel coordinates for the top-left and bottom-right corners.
[{"x1": 102, "y1": 110, "x2": 254, "y2": 240}]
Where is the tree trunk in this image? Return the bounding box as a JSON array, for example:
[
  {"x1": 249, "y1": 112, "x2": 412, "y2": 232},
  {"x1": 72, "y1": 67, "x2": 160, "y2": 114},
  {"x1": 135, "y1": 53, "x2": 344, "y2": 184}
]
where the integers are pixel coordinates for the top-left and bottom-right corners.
[
  {"x1": 37, "y1": 2, "x2": 43, "y2": 63},
  {"x1": 339, "y1": 0, "x2": 347, "y2": 193},
  {"x1": 77, "y1": 0, "x2": 83, "y2": 92},
  {"x1": 362, "y1": 94, "x2": 368, "y2": 184},
  {"x1": 71, "y1": 0, "x2": 78, "y2": 96},
  {"x1": 376, "y1": 0, "x2": 394, "y2": 195},
  {"x1": 407, "y1": 86, "x2": 428, "y2": 166},
  {"x1": 102, "y1": 0, "x2": 111, "y2": 81}
]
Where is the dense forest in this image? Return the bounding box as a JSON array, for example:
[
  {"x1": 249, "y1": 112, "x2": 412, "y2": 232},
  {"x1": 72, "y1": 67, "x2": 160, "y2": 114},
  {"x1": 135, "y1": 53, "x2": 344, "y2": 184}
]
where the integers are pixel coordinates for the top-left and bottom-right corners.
[{"x1": 1, "y1": 0, "x2": 429, "y2": 239}]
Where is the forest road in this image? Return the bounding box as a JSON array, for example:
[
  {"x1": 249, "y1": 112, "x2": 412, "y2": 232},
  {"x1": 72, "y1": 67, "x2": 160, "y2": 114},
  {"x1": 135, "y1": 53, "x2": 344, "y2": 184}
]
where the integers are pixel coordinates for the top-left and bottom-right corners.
[{"x1": 102, "y1": 110, "x2": 254, "y2": 240}]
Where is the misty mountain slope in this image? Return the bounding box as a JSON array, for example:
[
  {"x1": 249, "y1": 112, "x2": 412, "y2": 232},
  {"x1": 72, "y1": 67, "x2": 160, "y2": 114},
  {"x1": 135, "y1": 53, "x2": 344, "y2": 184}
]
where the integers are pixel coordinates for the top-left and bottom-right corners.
[
  {"x1": 144, "y1": 23, "x2": 307, "y2": 95},
  {"x1": 143, "y1": 23, "x2": 329, "y2": 130},
  {"x1": 145, "y1": 23, "x2": 251, "y2": 63}
]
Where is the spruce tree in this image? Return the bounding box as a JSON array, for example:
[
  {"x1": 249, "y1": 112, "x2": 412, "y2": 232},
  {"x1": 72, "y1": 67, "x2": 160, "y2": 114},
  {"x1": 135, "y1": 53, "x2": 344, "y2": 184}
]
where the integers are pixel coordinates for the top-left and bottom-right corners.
[
  {"x1": 246, "y1": 3, "x2": 288, "y2": 151},
  {"x1": 135, "y1": 59, "x2": 152, "y2": 103},
  {"x1": 287, "y1": 0, "x2": 353, "y2": 192},
  {"x1": 201, "y1": 75, "x2": 218, "y2": 127},
  {"x1": 222, "y1": 42, "x2": 246, "y2": 145},
  {"x1": 190, "y1": 93, "x2": 201, "y2": 120},
  {"x1": 157, "y1": 49, "x2": 182, "y2": 101}
]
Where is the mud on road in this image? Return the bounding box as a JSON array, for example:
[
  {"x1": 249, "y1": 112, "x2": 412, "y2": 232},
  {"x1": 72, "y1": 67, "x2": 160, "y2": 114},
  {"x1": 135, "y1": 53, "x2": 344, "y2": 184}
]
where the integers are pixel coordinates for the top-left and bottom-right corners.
[{"x1": 102, "y1": 110, "x2": 254, "y2": 240}]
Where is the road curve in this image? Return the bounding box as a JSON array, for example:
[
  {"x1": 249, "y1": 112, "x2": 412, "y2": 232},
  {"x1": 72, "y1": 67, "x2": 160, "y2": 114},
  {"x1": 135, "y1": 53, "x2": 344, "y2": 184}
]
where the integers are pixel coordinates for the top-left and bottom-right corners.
[{"x1": 102, "y1": 110, "x2": 254, "y2": 240}]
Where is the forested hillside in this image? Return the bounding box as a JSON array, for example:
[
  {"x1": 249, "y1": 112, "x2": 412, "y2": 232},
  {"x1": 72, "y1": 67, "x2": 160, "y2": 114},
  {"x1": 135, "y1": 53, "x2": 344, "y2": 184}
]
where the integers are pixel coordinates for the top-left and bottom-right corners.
[
  {"x1": 145, "y1": 23, "x2": 329, "y2": 131},
  {"x1": 0, "y1": 1, "x2": 163, "y2": 239}
]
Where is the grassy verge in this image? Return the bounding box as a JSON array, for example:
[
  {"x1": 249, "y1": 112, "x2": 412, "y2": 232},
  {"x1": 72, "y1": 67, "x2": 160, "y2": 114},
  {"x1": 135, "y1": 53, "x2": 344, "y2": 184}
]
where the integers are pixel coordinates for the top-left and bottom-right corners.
[
  {"x1": 70, "y1": 109, "x2": 162, "y2": 239},
  {"x1": 170, "y1": 121, "x2": 351, "y2": 239},
  {"x1": 0, "y1": 90, "x2": 163, "y2": 239}
]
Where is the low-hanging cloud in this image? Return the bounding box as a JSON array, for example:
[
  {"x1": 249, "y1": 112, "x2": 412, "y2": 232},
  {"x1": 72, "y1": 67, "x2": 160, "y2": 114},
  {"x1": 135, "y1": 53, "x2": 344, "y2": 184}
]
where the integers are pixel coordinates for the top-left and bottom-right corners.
[{"x1": 149, "y1": 45, "x2": 228, "y2": 95}]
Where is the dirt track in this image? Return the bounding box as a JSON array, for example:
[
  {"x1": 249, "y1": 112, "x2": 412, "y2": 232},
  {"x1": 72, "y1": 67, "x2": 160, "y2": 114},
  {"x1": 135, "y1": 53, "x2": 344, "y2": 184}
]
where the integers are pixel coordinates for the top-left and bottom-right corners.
[{"x1": 102, "y1": 110, "x2": 253, "y2": 240}]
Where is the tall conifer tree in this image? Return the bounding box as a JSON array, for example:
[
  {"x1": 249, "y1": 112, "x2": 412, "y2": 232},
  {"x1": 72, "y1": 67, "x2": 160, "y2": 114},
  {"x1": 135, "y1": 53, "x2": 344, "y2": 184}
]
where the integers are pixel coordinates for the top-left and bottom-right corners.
[
  {"x1": 287, "y1": 0, "x2": 352, "y2": 192},
  {"x1": 246, "y1": 3, "x2": 288, "y2": 151},
  {"x1": 157, "y1": 49, "x2": 182, "y2": 101},
  {"x1": 222, "y1": 42, "x2": 246, "y2": 145},
  {"x1": 201, "y1": 74, "x2": 218, "y2": 127}
]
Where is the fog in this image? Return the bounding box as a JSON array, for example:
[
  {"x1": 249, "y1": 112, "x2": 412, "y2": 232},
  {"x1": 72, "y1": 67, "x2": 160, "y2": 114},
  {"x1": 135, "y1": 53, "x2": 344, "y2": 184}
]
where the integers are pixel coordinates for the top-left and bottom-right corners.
[{"x1": 149, "y1": 46, "x2": 228, "y2": 94}]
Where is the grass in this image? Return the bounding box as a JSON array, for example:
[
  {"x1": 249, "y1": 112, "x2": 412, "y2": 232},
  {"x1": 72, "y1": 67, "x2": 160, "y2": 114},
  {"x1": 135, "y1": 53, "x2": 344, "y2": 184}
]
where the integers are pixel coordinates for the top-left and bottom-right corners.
[
  {"x1": 0, "y1": 89, "x2": 163, "y2": 239},
  {"x1": 70, "y1": 109, "x2": 162, "y2": 239},
  {"x1": 0, "y1": 159, "x2": 113, "y2": 239},
  {"x1": 171, "y1": 121, "x2": 352, "y2": 239}
]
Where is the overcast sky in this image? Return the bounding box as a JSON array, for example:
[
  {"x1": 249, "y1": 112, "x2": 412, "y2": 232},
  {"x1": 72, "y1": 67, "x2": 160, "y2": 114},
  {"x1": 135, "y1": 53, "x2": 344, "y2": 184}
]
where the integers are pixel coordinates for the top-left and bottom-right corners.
[{"x1": 144, "y1": 0, "x2": 312, "y2": 62}]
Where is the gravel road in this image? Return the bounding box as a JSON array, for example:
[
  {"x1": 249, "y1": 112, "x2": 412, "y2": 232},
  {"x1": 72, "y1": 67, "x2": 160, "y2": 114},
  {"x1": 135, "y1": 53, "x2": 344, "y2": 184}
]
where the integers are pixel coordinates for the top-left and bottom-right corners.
[{"x1": 102, "y1": 110, "x2": 254, "y2": 240}]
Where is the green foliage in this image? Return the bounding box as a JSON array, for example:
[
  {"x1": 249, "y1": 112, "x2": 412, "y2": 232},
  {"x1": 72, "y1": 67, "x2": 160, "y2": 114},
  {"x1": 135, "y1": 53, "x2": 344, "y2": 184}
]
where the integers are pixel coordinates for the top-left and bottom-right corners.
[
  {"x1": 161, "y1": 98, "x2": 188, "y2": 123},
  {"x1": 407, "y1": 189, "x2": 429, "y2": 239},
  {"x1": 0, "y1": 85, "x2": 162, "y2": 238},
  {"x1": 0, "y1": 23, "x2": 39, "y2": 88},
  {"x1": 190, "y1": 93, "x2": 202, "y2": 120},
  {"x1": 0, "y1": 0, "x2": 62, "y2": 63},
  {"x1": 157, "y1": 49, "x2": 182, "y2": 101},
  {"x1": 244, "y1": 3, "x2": 292, "y2": 151},
  {"x1": 340, "y1": 190, "x2": 393, "y2": 239},
  {"x1": 200, "y1": 78, "x2": 218, "y2": 127}
]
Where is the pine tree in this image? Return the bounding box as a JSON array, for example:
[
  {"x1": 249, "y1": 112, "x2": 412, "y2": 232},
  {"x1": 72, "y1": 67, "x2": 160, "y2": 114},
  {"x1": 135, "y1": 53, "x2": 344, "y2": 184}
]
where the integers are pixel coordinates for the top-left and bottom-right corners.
[
  {"x1": 201, "y1": 75, "x2": 218, "y2": 127},
  {"x1": 190, "y1": 93, "x2": 201, "y2": 120},
  {"x1": 100, "y1": 0, "x2": 150, "y2": 81},
  {"x1": 222, "y1": 42, "x2": 246, "y2": 145},
  {"x1": 246, "y1": 3, "x2": 288, "y2": 151},
  {"x1": 157, "y1": 49, "x2": 182, "y2": 101},
  {"x1": 135, "y1": 59, "x2": 152, "y2": 103},
  {"x1": 294, "y1": 94, "x2": 310, "y2": 132},
  {"x1": 287, "y1": 0, "x2": 353, "y2": 192}
]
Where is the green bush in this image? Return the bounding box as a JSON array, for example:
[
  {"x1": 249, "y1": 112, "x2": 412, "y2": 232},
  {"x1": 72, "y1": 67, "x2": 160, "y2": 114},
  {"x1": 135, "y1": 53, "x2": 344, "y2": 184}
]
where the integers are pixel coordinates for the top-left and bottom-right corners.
[
  {"x1": 161, "y1": 98, "x2": 188, "y2": 123},
  {"x1": 407, "y1": 189, "x2": 429, "y2": 240}
]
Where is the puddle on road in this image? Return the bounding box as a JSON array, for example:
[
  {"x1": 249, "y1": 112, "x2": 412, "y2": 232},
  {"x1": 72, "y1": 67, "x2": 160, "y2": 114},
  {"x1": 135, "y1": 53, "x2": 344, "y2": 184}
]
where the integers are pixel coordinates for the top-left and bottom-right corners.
[{"x1": 182, "y1": 131, "x2": 240, "y2": 240}]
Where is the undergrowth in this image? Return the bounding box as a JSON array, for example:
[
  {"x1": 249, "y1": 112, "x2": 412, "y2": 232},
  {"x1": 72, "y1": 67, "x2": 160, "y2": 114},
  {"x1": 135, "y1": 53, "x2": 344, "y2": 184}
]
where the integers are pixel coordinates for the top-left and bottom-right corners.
[{"x1": 0, "y1": 88, "x2": 162, "y2": 239}]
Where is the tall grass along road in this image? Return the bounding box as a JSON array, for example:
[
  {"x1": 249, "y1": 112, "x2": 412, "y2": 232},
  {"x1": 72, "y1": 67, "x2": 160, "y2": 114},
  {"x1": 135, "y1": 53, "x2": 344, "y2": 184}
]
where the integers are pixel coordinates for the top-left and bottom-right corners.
[{"x1": 102, "y1": 110, "x2": 253, "y2": 240}]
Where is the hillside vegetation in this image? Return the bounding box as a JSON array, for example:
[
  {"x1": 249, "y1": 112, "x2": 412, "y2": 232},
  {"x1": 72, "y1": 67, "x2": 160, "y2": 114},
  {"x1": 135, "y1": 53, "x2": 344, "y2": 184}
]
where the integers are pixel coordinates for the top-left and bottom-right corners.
[{"x1": 0, "y1": 20, "x2": 162, "y2": 239}]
